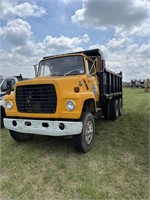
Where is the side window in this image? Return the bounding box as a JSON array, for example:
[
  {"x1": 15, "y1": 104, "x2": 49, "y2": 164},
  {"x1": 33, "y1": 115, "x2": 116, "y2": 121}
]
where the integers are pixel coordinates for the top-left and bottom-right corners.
[
  {"x1": 1, "y1": 79, "x2": 15, "y2": 92},
  {"x1": 86, "y1": 59, "x2": 96, "y2": 75}
]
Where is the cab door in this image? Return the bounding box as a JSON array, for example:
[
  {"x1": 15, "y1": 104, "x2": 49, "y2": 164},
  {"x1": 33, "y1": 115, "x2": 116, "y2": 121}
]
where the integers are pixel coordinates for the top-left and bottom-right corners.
[{"x1": 85, "y1": 59, "x2": 100, "y2": 102}]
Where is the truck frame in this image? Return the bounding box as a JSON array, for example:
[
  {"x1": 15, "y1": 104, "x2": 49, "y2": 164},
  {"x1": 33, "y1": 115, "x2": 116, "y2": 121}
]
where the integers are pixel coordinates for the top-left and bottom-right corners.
[{"x1": 4, "y1": 49, "x2": 123, "y2": 152}]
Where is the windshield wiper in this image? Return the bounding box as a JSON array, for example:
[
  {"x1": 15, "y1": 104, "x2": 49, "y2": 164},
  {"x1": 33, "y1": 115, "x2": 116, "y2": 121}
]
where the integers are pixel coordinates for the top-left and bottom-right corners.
[{"x1": 51, "y1": 72, "x2": 63, "y2": 76}]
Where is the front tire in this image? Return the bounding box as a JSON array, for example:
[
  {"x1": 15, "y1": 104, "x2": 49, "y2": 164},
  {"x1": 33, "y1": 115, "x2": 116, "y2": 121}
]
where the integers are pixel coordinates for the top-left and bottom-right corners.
[
  {"x1": 9, "y1": 130, "x2": 34, "y2": 142},
  {"x1": 73, "y1": 112, "x2": 95, "y2": 153}
]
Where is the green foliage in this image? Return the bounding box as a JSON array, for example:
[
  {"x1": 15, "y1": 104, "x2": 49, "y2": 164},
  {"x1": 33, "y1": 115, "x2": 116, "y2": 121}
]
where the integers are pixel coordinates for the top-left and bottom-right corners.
[{"x1": 0, "y1": 88, "x2": 149, "y2": 200}]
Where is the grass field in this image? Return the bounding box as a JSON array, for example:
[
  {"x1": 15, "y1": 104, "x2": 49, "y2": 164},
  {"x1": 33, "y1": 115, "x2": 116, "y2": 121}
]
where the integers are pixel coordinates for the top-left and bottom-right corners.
[{"x1": 0, "y1": 88, "x2": 149, "y2": 200}]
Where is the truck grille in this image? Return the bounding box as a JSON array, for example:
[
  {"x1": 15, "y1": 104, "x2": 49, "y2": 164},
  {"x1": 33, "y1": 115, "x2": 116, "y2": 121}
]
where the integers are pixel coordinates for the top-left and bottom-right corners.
[{"x1": 16, "y1": 84, "x2": 57, "y2": 113}]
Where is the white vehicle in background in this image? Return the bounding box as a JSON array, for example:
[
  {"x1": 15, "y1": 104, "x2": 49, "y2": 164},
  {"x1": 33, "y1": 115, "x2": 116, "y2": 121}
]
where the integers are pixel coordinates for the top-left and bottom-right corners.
[
  {"x1": 139, "y1": 79, "x2": 145, "y2": 88},
  {"x1": 0, "y1": 75, "x2": 23, "y2": 128},
  {"x1": 131, "y1": 79, "x2": 139, "y2": 88}
]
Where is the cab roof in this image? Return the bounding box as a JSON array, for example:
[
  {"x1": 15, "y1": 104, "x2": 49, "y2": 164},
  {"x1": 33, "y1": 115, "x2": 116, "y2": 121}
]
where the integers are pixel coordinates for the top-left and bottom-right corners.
[{"x1": 43, "y1": 49, "x2": 103, "y2": 60}]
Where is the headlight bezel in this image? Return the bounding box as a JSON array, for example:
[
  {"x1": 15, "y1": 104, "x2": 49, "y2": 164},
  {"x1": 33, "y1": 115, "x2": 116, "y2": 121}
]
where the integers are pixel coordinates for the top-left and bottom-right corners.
[
  {"x1": 5, "y1": 101, "x2": 13, "y2": 110},
  {"x1": 66, "y1": 100, "x2": 76, "y2": 111}
]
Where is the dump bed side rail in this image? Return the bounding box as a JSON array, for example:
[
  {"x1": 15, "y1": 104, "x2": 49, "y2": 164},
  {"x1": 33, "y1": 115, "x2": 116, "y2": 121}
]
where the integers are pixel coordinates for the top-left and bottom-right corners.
[{"x1": 99, "y1": 68, "x2": 122, "y2": 103}]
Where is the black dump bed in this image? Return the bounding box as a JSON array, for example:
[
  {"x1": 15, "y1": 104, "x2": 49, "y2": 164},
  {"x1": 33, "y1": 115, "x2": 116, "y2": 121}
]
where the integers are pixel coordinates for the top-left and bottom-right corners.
[{"x1": 99, "y1": 69, "x2": 122, "y2": 102}]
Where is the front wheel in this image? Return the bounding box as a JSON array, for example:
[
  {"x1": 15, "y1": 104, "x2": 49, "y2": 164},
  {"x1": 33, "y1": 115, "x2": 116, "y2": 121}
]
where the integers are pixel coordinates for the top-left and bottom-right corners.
[
  {"x1": 73, "y1": 112, "x2": 95, "y2": 153},
  {"x1": 9, "y1": 130, "x2": 34, "y2": 142}
]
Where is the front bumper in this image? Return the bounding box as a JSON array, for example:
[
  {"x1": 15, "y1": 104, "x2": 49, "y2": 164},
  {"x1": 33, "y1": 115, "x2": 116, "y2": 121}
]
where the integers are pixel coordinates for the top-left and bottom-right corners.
[{"x1": 4, "y1": 118, "x2": 83, "y2": 136}]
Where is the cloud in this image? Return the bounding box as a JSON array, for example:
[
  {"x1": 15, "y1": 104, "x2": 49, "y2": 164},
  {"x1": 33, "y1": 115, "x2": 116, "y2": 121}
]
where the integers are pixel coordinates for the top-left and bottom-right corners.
[
  {"x1": 72, "y1": 0, "x2": 150, "y2": 35},
  {"x1": 1, "y1": 33, "x2": 149, "y2": 81},
  {"x1": 0, "y1": 0, "x2": 149, "y2": 82},
  {"x1": 0, "y1": 49, "x2": 36, "y2": 78},
  {"x1": 1, "y1": 19, "x2": 32, "y2": 46},
  {"x1": 8, "y1": 33, "x2": 89, "y2": 57},
  {"x1": 15, "y1": 34, "x2": 89, "y2": 57},
  {"x1": 116, "y1": 22, "x2": 150, "y2": 37},
  {"x1": 0, "y1": 0, "x2": 90, "y2": 77},
  {"x1": 0, "y1": 33, "x2": 90, "y2": 77},
  {"x1": 0, "y1": 0, "x2": 46, "y2": 20},
  {"x1": 0, "y1": 0, "x2": 46, "y2": 46},
  {"x1": 44, "y1": 34, "x2": 89, "y2": 51},
  {"x1": 12, "y1": 40, "x2": 45, "y2": 57},
  {"x1": 107, "y1": 37, "x2": 130, "y2": 49},
  {"x1": 89, "y1": 37, "x2": 150, "y2": 81},
  {"x1": 61, "y1": 0, "x2": 72, "y2": 5}
]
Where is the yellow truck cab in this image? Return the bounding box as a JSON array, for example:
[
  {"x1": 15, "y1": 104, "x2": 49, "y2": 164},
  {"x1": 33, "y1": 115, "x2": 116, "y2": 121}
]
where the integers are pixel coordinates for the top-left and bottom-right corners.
[{"x1": 4, "y1": 49, "x2": 123, "y2": 152}]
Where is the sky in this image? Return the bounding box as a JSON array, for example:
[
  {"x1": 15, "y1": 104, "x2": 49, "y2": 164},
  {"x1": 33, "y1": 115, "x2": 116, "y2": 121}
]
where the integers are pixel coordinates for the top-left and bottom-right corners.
[{"x1": 0, "y1": 0, "x2": 150, "y2": 82}]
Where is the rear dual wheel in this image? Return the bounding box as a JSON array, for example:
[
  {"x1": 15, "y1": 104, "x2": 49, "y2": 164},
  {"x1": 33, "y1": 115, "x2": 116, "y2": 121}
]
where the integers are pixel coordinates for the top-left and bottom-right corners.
[
  {"x1": 103, "y1": 98, "x2": 123, "y2": 120},
  {"x1": 118, "y1": 98, "x2": 123, "y2": 116},
  {"x1": 109, "y1": 99, "x2": 119, "y2": 120},
  {"x1": 102, "y1": 100, "x2": 110, "y2": 119}
]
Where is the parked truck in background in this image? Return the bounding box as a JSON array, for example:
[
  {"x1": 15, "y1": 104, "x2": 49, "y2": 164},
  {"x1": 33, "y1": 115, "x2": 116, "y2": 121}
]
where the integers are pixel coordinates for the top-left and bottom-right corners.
[
  {"x1": 139, "y1": 79, "x2": 145, "y2": 88},
  {"x1": 131, "y1": 79, "x2": 139, "y2": 88},
  {"x1": 130, "y1": 79, "x2": 147, "y2": 89},
  {"x1": 4, "y1": 49, "x2": 123, "y2": 152},
  {"x1": 0, "y1": 75, "x2": 23, "y2": 128}
]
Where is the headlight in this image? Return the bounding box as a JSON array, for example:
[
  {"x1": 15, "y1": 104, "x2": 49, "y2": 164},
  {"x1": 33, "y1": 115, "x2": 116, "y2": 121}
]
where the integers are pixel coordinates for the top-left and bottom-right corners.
[
  {"x1": 5, "y1": 101, "x2": 13, "y2": 110},
  {"x1": 66, "y1": 100, "x2": 76, "y2": 111}
]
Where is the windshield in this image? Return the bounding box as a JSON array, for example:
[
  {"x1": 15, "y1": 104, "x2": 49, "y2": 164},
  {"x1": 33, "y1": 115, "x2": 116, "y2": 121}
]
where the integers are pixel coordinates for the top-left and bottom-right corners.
[{"x1": 38, "y1": 55, "x2": 85, "y2": 77}]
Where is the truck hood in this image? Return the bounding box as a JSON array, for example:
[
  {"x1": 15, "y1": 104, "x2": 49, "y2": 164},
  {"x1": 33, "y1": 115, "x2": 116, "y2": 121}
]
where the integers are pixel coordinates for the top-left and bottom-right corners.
[{"x1": 15, "y1": 75, "x2": 86, "y2": 92}]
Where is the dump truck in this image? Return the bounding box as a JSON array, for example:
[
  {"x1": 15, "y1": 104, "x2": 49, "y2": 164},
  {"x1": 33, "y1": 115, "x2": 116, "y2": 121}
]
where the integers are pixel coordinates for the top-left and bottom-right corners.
[{"x1": 4, "y1": 49, "x2": 123, "y2": 152}]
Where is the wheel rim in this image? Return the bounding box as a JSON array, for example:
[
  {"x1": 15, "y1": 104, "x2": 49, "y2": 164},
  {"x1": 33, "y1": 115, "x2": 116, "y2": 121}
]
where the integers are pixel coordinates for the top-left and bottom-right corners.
[{"x1": 85, "y1": 120, "x2": 94, "y2": 145}]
